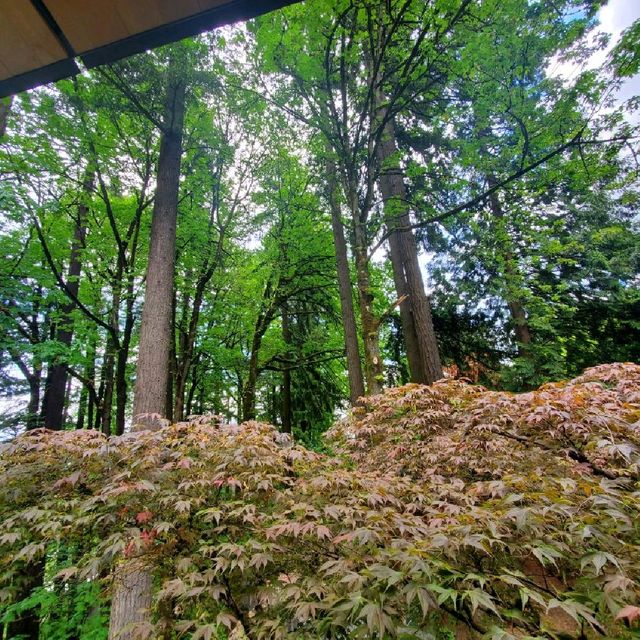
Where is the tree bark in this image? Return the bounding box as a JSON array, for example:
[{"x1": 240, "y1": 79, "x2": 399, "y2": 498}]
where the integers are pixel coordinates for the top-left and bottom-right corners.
[
  {"x1": 26, "y1": 368, "x2": 42, "y2": 430},
  {"x1": 326, "y1": 161, "x2": 365, "y2": 404},
  {"x1": 108, "y1": 558, "x2": 153, "y2": 640},
  {"x1": 110, "y1": 58, "x2": 186, "y2": 640},
  {"x1": 0, "y1": 95, "x2": 11, "y2": 138},
  {"x1": 132, "y1": 72, "x2": 186, "y2": 427},
  {"x1": 76, "y1": 336, "x2": 96, "y2": 430},
  {"x1": 353, "y1": 208, "x2": 384, "y2": 395},
  {"x1": 281, "y1": 303, "x2": 292, "y2": 433},
  {"x1": 373, "y1": 100, "x2": 442, "y2": 383},
  {"x1": 41, "y1": 169, "x2": 94, "y2": 429},
  {"x1": 100, "y1": 342, "x2": 116, "y2": 436},
  {"x1": 241, "y1": 281, "x2": 277, "y2": 421}
]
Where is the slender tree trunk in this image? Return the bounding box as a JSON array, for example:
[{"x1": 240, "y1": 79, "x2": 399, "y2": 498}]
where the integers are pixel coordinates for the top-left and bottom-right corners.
[
  {"x1": 242, "y1": 334, "x2": 263, "y2": 422},
  {"x1": 76, "y1": 337, "x2": 96, "y2": 430},
  {"x1": 114, "y1": 349, "x2": 128, "y2": 436},
  {"x1": 114, "y1": 296, "x2": 135, "y2": 436},
  {"x1": 354, "y1": 223, "x2": 384, "y2": 394},
  {"x1": 281, "y1": 303, "x2": 292, "y2": 433},
  {"x1": 26, "y1": 366, "x2": 42, "y2": 430},
  {"x1": 41, "y1": 169, "x2": 94, "y2": 429},
  {"x1": 100, "y1": 344, "x2": 116, "y2": 436},
  {"x1": 0, "y1": 95, "x2": 11, "y2": 138},
  {"x1": 487, "y1": 176, "x2": 532, "y2": 353},
  {"x1": 132, "y1": 72, "x2": 186, "y2": 427},
  {"x1": 166, "y1": 293, "x2": 177, "y2": 423},
  {"x1": 77, "y1": 386, "x2": 87, "y2": 430},
  {"x1": 326, "y1": 161, "x2": 365, "y2": 404},
  {"x1": 373, "y1": 100, "x2": 442, "y2": 383},
  {"x1": 174, "y1": 281, "x2": 206, "y2": 422},
  {"x1": 185, "y1": 356, "x2": 200, "y2": 418},
  {"x1": 241, "y1": 280, "x2": 276, "y2": 421},
  {"x1": 61, "y1": 375, "x2": 73, "y2": 426}
]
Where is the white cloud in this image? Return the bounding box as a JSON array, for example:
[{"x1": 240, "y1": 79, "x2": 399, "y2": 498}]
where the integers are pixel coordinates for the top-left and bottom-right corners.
[{"x1": 549, "y1": 0, "x2": 640, "y2": 107}]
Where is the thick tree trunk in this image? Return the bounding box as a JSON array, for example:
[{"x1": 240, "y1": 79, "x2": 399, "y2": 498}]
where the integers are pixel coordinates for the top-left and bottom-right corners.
[
  {"x1": 41, "y1": 169, "x2": 94, "y2": 429},
  {"x1": 508, "y1": 299, "x2": 532, "y2": 348},
  {"x1": 110, "y1": 61, "x2": 186, "y2": 640},
  {"x1": 326, "y1": 161, "x2": 365, "y2": 404},
  {"x1": 374, "y1": 105, "x2": 442, "y2": 383},
  {"x1": 281, "y1": 303, "x2": 292, "y2": 433},
  {"x1": 132, "y1": 74, "x2": 185, "y2": 427},
  {"x1": 108, "y1": 558, "x2": 153, "y2": 640}
]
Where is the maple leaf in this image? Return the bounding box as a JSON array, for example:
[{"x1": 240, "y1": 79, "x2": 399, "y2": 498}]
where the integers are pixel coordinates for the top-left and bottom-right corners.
[
  {"x1": 616, "y1": 605, "x2": 640, "y2": 626},
  {"x1": 136, "y1": 510, "x2": 153, "y2": 524}
]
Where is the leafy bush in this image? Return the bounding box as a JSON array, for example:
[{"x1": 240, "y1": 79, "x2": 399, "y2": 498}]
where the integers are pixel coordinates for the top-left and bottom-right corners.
[{"x1": 1, "y1": 364, "x2": 639, "y2": 639}]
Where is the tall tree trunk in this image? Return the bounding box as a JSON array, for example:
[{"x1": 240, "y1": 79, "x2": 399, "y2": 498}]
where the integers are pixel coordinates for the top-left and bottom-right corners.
[
  {"x1": 114, "y1": 294, "x2": 135, "y2": 436},
  {"x1": 241, "y1": 281, "x2": 276, "y2": 421},
  {"x1": 41, "y1": 169, "x2": 94, "y2": 429},
  {"x1": 0, "y1": 95, "x2": 11, "y2": 138},
  {"x1": 76, "y1": 337, "x2": 96, "y2": 430},
  {"x1": 166, "y1": 293, "x2": 177, "y2": 423},
  {"x1": 110, "y1": 61, "x2": 186, "y2": 640},
  {"x1": 185, "y1": 356, "x2": 200, "y2": 418},
  {"x1": 100, "y1": 344, "x2": 116, "y2": 436},
  {"x1": 281, "y1": 303, "x2": 292, "y2": 434},
  {"x1": 487, "y1": 176, "x2": 532, "y2": 353},
  {"x1": 26, "y1": 369, "x2": 42, "y2": 431},
  {"x1": 114, "y1": 217, "x2": 143, "y2": 436},
  {"x1": 242, "y1": 332, "x2": 264, "y2": 422},
  {"x1": 108, "y1": 558, "x2": 153, "y2": 640},
  {"x1": 353, "y1": 210, "x2": 384, "y2": 395},
  {"x1": 326, "y1": 161, "x2": 365, "y2": 404},
  {"x1": 373, "y1": 101, "x2": 442, "y2": 383},
  {"x1": 132, "y1": 72, "x2": 186, "y2": 427}
]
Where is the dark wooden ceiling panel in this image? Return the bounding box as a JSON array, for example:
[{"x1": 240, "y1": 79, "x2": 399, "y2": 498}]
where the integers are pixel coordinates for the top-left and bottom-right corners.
[
  {"x1": 0, "y1": 0, "x2": 297, "y2": 97},
  {"x1": 0, "y1": 0, "x2": 68, "y2": 80}
]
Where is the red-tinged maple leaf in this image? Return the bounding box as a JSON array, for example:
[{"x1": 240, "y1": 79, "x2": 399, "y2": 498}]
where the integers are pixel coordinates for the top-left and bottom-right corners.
[
  {"x1": 140, "y1": 530, "x2": 156, "y2": 546},
  {"x1": 136, "y1": 510, "x2": 153, "y2": 524},
  {"x1": 616, "y1": 605, "x2": 640, "y2": 626}
]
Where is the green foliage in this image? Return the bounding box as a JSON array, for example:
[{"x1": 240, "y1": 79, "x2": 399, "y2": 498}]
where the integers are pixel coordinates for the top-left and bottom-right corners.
[{"x1": 1, "y1": 363, "x2": 639, "y2": 638}]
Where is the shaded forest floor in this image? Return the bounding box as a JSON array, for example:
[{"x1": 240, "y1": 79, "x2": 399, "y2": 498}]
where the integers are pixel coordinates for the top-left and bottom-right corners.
[{"x1": 1, "y1": 363, "x2": 639, "y2": 638}]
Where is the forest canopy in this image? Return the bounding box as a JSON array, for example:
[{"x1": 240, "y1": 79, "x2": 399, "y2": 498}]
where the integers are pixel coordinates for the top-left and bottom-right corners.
[{"x1": 0, "y1": 0, "x2": 639, "y2": 637}]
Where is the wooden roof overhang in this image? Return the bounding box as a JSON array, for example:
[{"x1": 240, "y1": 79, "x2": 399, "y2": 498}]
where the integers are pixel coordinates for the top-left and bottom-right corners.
[{"x1": 0, "y1": 0, "x2": 297, "y2": 98}]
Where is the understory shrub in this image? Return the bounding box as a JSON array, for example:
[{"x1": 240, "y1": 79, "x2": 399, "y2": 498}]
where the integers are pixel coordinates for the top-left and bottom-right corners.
[{"x1": 1, "y1": 363, "x2": 639, "y2": 639}]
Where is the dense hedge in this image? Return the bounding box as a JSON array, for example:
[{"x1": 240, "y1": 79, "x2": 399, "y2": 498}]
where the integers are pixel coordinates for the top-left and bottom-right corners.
[{"x1": 1, "y1": 363, "x2": 639, "y2": 638}]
